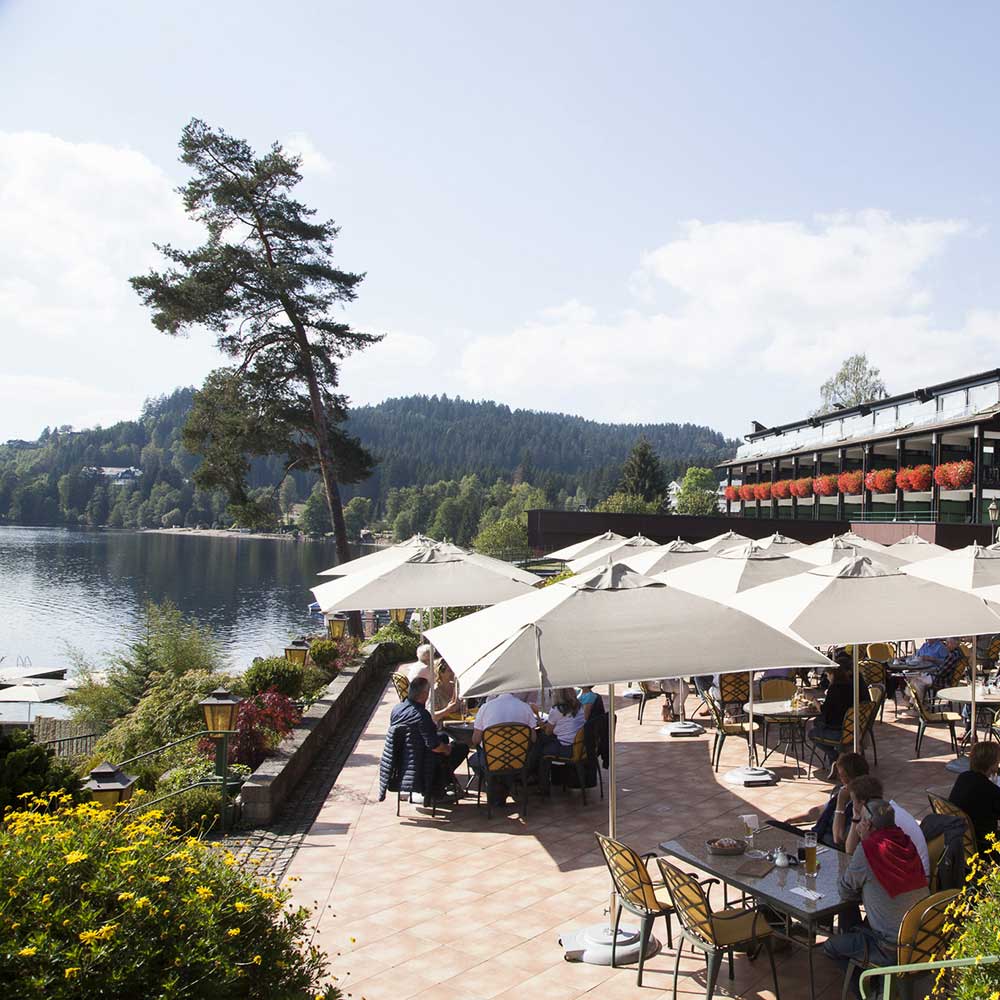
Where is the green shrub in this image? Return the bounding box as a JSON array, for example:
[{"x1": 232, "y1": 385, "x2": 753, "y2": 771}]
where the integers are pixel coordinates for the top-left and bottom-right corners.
[
  {"x1": 369, "y1": 621, "x2": 418, "y2": 661},
  {"x1": 155, "y1": 760, "x2": 253, "y2": 833},
  {"x1": 0, "y1": 795, "x2": 339, "y2": 998},
  {"x1": 541, "y1": 568, "x2": 575, "y2": 587},
  {"x1": 244, "y1": 657, "x2": 304, "y2": 699},
  {"x1": 0, "y1": 731, "x2": 82, "y2": 814},
  {"x1": 306, "y1": 640, "x2": 339, "y2": 675},
  {"x1": 301, "y1": 665, "x2": 331, "y2": 702}
]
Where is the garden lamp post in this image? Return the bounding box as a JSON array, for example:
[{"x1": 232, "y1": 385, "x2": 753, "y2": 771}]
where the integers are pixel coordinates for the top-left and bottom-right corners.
[
  {"x1": 199, "y1": 688, "x2": 242, "y2": 833},
  {"x1": 989, "y1": 499, "x2": 999, "y2": 545},
  {"x1": 84, "y1": 761, "x2": 138, "y2": 810},
  {"x1": 390, "y1": 607, "x2": 408, "y2": 625},
  {"x1": 283, "y1": 641, "x2": 309, "y2": 666},
  {"x1": 326, "y1": 615, "x2": 348, "y2": 640}
]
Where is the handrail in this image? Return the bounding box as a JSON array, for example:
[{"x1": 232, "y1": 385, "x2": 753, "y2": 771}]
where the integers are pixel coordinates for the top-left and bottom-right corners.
[{"x1": 859, "y1": 954, "x2": 1000, "y2": 1000}]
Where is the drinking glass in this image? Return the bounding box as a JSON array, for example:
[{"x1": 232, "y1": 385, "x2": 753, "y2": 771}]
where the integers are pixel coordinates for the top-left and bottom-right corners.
[
  {"x1": 803, "y1": 831, "x2": 818, "y2": 877},
  {"x1": 740, "y1": 813, "x2": 760, "y2": 850}
]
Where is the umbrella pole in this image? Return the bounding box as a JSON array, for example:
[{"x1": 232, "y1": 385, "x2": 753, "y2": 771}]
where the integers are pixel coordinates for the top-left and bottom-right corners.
[
  {"x1": 971, "y1": 639, "x2": 978, "y2": 750},
  {"x1": 608, "y1": 682, "x2": 617, "y2": 926},
  {"x1": 853, "y1": 643, "x2": 860, "y2": 753},
  {"x1": 747, "y1": 671, "x2": 756, "y2": 768}
]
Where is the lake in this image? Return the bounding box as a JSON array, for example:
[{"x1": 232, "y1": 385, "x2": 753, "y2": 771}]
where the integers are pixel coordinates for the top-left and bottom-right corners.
[{"x1": 0, "y1": 526, "x2": 362, "y2": 672}]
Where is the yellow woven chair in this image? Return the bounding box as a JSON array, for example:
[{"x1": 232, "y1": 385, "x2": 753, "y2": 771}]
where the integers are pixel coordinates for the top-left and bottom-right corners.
[
  {"x1": 905, "y1": 679, "x2": 961, "y2": 757},
  {"x1": 595, "y1": 834, "x2": 673, "y2": 986},
  {"x1": 390, "y1": 672, "x2": 409, "y2": 701},
  {"x1": 657, "y1": 857, "x2": 779, "y2": 1000},
  {"x1": 809, "y1": 701, "x2": 878, "y2": 768},
  {"x1": 719, "y1": 672, "x2": 750, "y2": 718},
  {"x1": 759, "y1": 678, "x2": 796, "y2": 701},
  {"x1": 927, "y1": 792, "x2": 977, "y2": 862},
  {"x1": 865, "y1": 685, "x2": 884, "y2": 764},
  {"x1": 705, "y1": 693, "x2": 758, "y2": 772},
  {"x1": 479, "y1": 724, "x2": 532, "y2": 819},
  {"x1": 860, "y1": 659, "x2": 888, "y2": 719},
  {"x1": 865, "y1": 642, "x2": 893, "y2": 663},
  {"x1": 926, "y1": 834, "x2": 946, "y2": 893},
  {"x1": 840, "y1": 889, "x2": 959, "y2": 1000}
]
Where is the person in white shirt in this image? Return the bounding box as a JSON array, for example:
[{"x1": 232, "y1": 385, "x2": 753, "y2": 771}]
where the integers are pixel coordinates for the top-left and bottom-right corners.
[
  {"x1": 405, "y1": 644, "x2": 433, "y2": 685},
  {"x1": 470, "y1": 693, "x2": 538, "y2": 804}
]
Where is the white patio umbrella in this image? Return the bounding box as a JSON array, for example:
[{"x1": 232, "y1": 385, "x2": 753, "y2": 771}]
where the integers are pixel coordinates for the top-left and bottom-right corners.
[
  {"x1": 886, "y1": 535, "x2": 952, "y2": 562},
  {"x1": 616, "y1": 538, "x2": 711, "y2": 576},
  {"x1": 700, "y1": 530, "x2": 752, "y2": 553},
  {"x1": 755, "y1": 531, "x2": 804, "y2": 552},
  {"x1": 546, "y1": 531, "x2": 627, "y2": 563},
  {"x1": 0, "y1": 681, "x2": 75, "y2": 702},
  {"x1": 730, "y1": 556, "x2": 1000, "y2": 750},
  {"x1": 425, "y1": 563, "x2": 830, "y2": 964},
  {"x1": 566, "y1": 533, "x2": 660, "y2": 575},
  {"x1": 797, "y1": 536, "x2": 909, "y2": 569},
  {"x1": 838, "y1": 531, "x2": 888, "y2": 551}
]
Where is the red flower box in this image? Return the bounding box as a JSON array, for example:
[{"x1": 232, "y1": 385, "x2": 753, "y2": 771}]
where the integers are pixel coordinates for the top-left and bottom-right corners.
[
  {"x1": 789, "y1": 477, "x2": 813, "y2": 498},
  {"x1": 738, "y1": 484, "x2": 756, "y2": 501},
  {"x1": 933, "y1": 464, "x2": 951, "y2": 488},
  {"x1": 724, "y1": 485, "x2": 740, "y2": 502},
  {"x1": 898, "y1": 465, "x2": 932, "y2": 492},
  {"x1": 837, "y1": 470, "x2": 864, "y2": 495},
  {"x1": 813, "y1": 474, "x2": 839, "y2": 497},
  {"x1": 934, "y1": 460, "x2": 974, "y2": 489},
  {"x1": 771, "y1": 479, "x2": 791, "y2": 500},
  {"x1": 754, "y1": 482, "x2": 772, "y2": 501},
  {"x1": 864, "y1": 468, "x2": 896, "y2": 494}
]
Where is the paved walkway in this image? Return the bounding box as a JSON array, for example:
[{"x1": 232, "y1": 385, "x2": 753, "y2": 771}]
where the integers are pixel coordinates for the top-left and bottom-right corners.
[{"x1": 286, "y1": 688, "x2": 956, "y2": 1000}]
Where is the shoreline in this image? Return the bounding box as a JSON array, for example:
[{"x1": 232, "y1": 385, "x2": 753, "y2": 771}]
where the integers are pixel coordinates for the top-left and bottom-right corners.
[{"x1": 146, "y1": 526, "x2": 307, "y2": 543}]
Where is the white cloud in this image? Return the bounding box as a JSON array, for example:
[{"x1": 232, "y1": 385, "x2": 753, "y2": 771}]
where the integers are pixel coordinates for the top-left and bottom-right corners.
[
  {"x1": 0, "y1": 131, "x2": 222, "y2": 439},
  {"x1": 281, "y1": 132, "x2": 333, "y2": 176},
  {"x1": 458, "y1": 212, "x2": 999, "y2": 435}
]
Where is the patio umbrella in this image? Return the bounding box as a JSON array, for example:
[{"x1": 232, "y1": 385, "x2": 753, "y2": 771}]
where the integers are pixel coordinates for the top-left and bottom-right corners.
[
  {"x1": 796, "y1": 536, "x2": 909, "y2": 569},
  {"x1": 0, "y1": 681, "x2": 75, "y2": 702},
  {"x1": 837, "y1": 531, "x2": 888, "y2": 551},
  {"x1": 700, "y1": 530, "x2": 752, "y2": 553},
  {"x1": 317, "y1": 533, "x2": 443, "y2": 577},
  {"x1": 616, "y1": 538, "x2": 712, "y2": 576},
  {"x1": 755, "y1": 531, "x2": 804, "y2": 552},
  {"x1": 730, "y1": 555, "x2": 1000, "y2": 749},
  {"x1": 546, "y1": 531, "x2": 627, "y2": 563},
  {"x1": 566, "y1": 533, "x2": 660, "y2": 575},
  {"x1": 886, "y1": 535, "x2": 952, "y2": 562},
  {"x1": 425, "y1": 563, "x2": 830, "y2": 962}
]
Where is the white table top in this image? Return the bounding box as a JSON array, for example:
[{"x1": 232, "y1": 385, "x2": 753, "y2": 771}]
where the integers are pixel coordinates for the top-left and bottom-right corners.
[{"x1": 937, "y1": 685, "x2": 1000, "y2": 705}]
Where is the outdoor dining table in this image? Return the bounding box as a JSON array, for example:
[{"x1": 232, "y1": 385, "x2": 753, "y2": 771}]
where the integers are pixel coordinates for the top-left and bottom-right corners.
[
  {"x1": 937, "y1": 685, "x2": 1000, "y2": 748},
  {"x1": 743, "y1": 699, "x2": 820, "y2": 777},
  {"x1": 660, "y1": 823, "x2": 854, "y2": 1000}
]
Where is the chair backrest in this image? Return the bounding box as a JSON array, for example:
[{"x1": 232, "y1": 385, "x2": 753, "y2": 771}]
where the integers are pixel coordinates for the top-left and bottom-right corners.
[
  {"x1": 856, "y1": 699, "x2": 878, "y2": 742},
  {"x1": 482, "y1": 724, "x2": 532, "y2": 774},
  {"x1": 719, "y1": 672, "x2": 749, "y2": 706},
  {"x1": 391, "y1": 672, "x2": 409, "y2": 701},
  {"x1": 948, "y1": 653, "x2": 969, "y2": 687},
  {"x1": 896, "y1": 889, "x2": 961, "y2": 966},
  {"x1": 927, "y1": 793, "x2": 977, "y2": 861},
  {"x1": 905, "y1": 678, "x2": 934, "y2": 722},
  {"x1": 594, "y1": 833, "x2": 661, "y2": 914},
  {"x1": 988, "y1": 635, "x2": 1000, "y2": 662},
  {"x1": 704, "y1": 691, "x2": 725, "y2": 729},
  {"x1": 656, "y1": 857, "x2": 716, "y2": 946},
  {"x1": 840, "y1": 705, "x2": 859, "y2": 747},
  {"x1": 570, "y1": 726, "x2": 587, "y2": 763},
  {"x1": 926, "y1": 834, "x2": 946, "y2": 893},
  {"x1": 859, "y1": 658, "x2": 886, "y2": 687},
  {"x1": 866, "y1": 684, "x2": 885, "y2": 716},
  {"x1": 638, "y1": 680, "x2": 661, "y2": 696},
  {"x1": 865, "y1": 642, "x2": 893, "y2": 663},
  {"x1": 759, "y1": 678, "x2": 796, "y2": 701}
]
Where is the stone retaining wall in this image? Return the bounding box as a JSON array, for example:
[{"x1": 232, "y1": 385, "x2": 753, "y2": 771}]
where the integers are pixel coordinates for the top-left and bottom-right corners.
[{"x1": 239, "y1": 641, "x2": 401, "y2": 826}]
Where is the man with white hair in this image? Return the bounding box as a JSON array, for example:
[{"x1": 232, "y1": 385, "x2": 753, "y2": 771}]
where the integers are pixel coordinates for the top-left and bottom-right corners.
[{"x1": 405, "y1": 643, "x2": 434, "y2": 685}]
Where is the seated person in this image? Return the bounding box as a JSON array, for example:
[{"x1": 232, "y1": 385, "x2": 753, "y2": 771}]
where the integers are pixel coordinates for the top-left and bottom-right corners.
[
  {"x1": 808, "y1": 663, "x2": 871, "y2": 775},
  {"x1": 432, "y1": 660, "x2": 464, "y2": 722},
  {"x1": 577, "y1": 686, "x2": 602, "y2": 720},
  {"x1": 469, "y1": 691, "x2": 538, "y2": 804},
  {"x1": 824, "y1": 799, "x2": 929, "y2": 998},
  {"x1": 820, "y1": 752, "x2": 870, "y2": 849},
  {"x1": 534, "y1": 688, "x2": 587, "y2": 791},
  {"x1": 405, "y1": 643, "x2": 434, "y2": 685},
  {"x1": 907, "y1": 637, "x2": 961, "y2": 706},
  {"x1": 949, "y1": 741, "x2": 1000, "y2": 854},
  {"x1": 388, "y1": 676, "x2": 468, "y2": 802},
  {"x1": 841, "y1": 776, "x2": 930, "y2": 878}
]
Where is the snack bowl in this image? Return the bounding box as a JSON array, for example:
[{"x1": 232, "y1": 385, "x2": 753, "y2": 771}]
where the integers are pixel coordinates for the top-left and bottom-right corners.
[{"x1": 706, "y1": 837, "x2": 747, "y2": 856}]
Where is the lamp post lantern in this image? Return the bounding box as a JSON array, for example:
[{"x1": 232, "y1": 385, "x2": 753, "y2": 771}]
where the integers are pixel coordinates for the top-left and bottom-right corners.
[
  {"x1": 989, "y1": 499, "x2": 999, "y2": 545},
  {"x1": 283, "y1": 641, "x2": 309, "y2": 666},
  {"x1": 326, "y1": 615, "x2": 348, "y2": 640},
  {"x1": 198, "y1": 688, "x2": 242, "y2": 833},
  {"x1": 84, "y1": 761, "x2": 138, "y2": 809},
  {"x1": 390, "y1": 608, "x2": 408, "y2": 625}
]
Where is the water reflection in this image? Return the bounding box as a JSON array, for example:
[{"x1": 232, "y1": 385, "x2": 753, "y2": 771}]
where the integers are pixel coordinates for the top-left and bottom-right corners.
[{"x1": 0, "y1": 527, "x2": 356, "y2": 671}]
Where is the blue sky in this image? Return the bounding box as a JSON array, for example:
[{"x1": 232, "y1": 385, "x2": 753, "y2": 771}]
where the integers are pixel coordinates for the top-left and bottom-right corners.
[{"x1": 3, "y1": 1, "x2": 1000, "y2": 439}]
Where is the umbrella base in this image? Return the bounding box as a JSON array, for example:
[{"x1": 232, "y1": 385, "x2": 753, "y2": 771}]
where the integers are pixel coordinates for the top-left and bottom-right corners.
[
  {"x1": 560, "y1": 922, "x2": 659, "y2": 966},
  {"x1": 723, "y1": 765, "x2": 776, "y2": 787},
  {"x1": 945, "y1": 756, "x2": 970, "y2": 774},
  {"x1": 661, "y1": 721, "x2": 705, "y2": 737}
]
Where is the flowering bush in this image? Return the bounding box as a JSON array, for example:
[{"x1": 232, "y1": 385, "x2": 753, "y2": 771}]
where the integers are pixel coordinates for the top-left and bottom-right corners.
[
  {"x1": 789, "y1": 477, "x2": 813, "y2": 498},
  {"x1": 864, "y1": 468, "x2": 896, "y2": 494},
  {"x1": 898, "y1": 464, "x2": 932, "y2": 491},
  {"x1": 771, "y1": 480, "x2": 791, "y2": 499},
  {"x1": 307, "y1": 636, "x2": 355, "y2": 678},
  {"x1": 738, "y1": 484, "x2": 756, "y2": 501},
  {"x1": 812, "y1": 474, "x2": 839, "y2": 497},
  {"x1": 934, "y1": 460, "x2": 974, "y2": 489},
  {"x1": 753, "y1": 482, "x2": 772, "y2": 501},
  {"x1": 723, "y1": 485, "x2": 740, "y2": 502},
  {"x1": 228, "y1": 691, "x2": 300, "y2": 769},
  {"x1": 837, "y1": 470, "x2": 864, "y2": 495},
  {"x1": 0, "y1": 795, "x2": 339, "y2": 999}
]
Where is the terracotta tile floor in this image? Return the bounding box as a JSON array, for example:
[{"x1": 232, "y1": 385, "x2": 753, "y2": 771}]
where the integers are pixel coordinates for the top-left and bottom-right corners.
[{"x1": 287, "y1": 690, "x2": 958, "y2": 999}]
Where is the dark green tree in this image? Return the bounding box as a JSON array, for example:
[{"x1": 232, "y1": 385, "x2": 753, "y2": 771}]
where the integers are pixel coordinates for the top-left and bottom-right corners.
[
  {"x1": 130, "y1": 118, "x2": 380, "y2": 568},
  {"x1": 620, "y1": 437, "x2": 668, "y2": 506}
]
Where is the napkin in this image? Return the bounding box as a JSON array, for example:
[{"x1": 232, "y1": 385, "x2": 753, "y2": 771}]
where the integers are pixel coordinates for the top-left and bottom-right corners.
[{"x1": 790, "y1": 886, "x2": 823, "y2": 900}]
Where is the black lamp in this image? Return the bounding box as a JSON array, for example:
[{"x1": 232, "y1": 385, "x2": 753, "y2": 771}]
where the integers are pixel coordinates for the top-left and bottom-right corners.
[
  {"x1": 84, "y1": 762, "x2": 137, "y2": 809},
  {"x1": 326, "y1": 616, "x2": 348, "y2": 640},
  {"x1": 199, "y1": 688, "x2": 243, "y2": 736}
]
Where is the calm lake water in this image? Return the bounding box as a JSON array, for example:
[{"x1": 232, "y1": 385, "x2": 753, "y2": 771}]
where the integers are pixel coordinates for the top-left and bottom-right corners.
[{"x1": 0, "y1": 526, "x2": 359, "y2": 672}]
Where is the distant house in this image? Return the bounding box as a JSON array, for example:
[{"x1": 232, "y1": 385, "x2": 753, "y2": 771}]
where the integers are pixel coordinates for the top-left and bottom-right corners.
[
  {"x1": 3, "y1": 439, "x2": 35, "y2": 450},
  {"x1": 85, "y1": 466, "x2": 143, "y2": 486}
]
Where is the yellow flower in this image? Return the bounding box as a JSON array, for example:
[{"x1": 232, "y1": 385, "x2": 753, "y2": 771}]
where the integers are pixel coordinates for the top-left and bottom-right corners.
[
  {"x1": 227, "y1": 927, "x2": 241, "y2": 937},
  {"x1": 195, "y1": 886, "x2": 213, "y2": 900},
  {"x1": 64, "y1": 851, "x2": 88, "y2": 865},
  {"x1": 135, "y1": 897, "x2": 150, "y2": 909},
  {"x1": 252, "y1": 955, "x2": 262, "y2": 965},
  {"x1": 18, "y1": 946, "x2": 37, "y2": 957},
  {"x1": 154, "y1": 875, "x2": 171, "y2": 884},
  {"x1": 79, "y1": 930, "x2": 100, "y2": 944},
  {"x1": 65, "y1": 968, "x2": 80, "y2": 979},
  {"x1": 234, "y1": 901, "x2": 248, "y2": 913},
  {"x1": 40, "y1": 894, "x2": 51, "y2": 906},
  {"x1": 118, "y1": 892, "x2": 135, "y2": 902}
]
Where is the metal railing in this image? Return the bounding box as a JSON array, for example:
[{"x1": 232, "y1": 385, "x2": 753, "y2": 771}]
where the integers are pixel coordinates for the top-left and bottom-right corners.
[{"x1": 860, "y1": 954, "x2": 1000, "y2": 1000}]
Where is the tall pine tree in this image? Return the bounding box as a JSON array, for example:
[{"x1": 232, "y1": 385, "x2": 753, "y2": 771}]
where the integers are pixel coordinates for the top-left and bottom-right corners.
[{"x1": 619, "y1": 436, "x2": 668, "y2": 507}]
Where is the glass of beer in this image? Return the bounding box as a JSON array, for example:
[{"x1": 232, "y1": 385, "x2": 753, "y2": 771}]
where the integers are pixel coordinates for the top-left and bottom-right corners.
[
  {"x1": 803, "y1": 831, "x2": 818, "y2": 877},
  {"x1": 740, "y1": 813, "x2": 760, "y2": 848}
]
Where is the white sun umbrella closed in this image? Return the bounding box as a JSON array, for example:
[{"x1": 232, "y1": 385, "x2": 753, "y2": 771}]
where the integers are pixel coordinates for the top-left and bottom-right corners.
[
  {"x1": 546, "y1": 531, "x2": 627, "y2": 563},
  {"x1": 700, "y1": 530, "x2": 752, "y2": 553},
  {"x1": 617, "y1": 538, "x2": 712, "y2": 576},
  {"x1": 566, "y1": 533, "x2": 660, "y2": 575},
  {"x1": 838, "y1": 531, "x2": 888, "y2": 551},
  {"x1": 886, "y1": 535, "x2": 951, "y2": 562},
  {"x1": 730, "y1": 556, "x2": 1000, "y2": 750}
]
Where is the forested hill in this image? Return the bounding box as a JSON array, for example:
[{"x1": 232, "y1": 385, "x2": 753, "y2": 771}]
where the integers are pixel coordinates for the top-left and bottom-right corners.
[
  {"x1": 346, "y1": 395, "x2": 735, "y2": 500},
  {"x1": 0, "y1": 389, "x2": 736, "y2": 528}
]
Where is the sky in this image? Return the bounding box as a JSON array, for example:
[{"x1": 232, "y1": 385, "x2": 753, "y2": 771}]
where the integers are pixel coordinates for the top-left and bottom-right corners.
[{"x1": 3, "y1": 1, "x2": 1000, "y2": 441}]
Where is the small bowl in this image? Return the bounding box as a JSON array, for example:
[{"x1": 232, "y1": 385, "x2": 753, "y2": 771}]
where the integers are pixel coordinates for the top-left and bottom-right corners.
[{"x1": 706, "y1": 838, "x2": 747, "y2": 856}]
